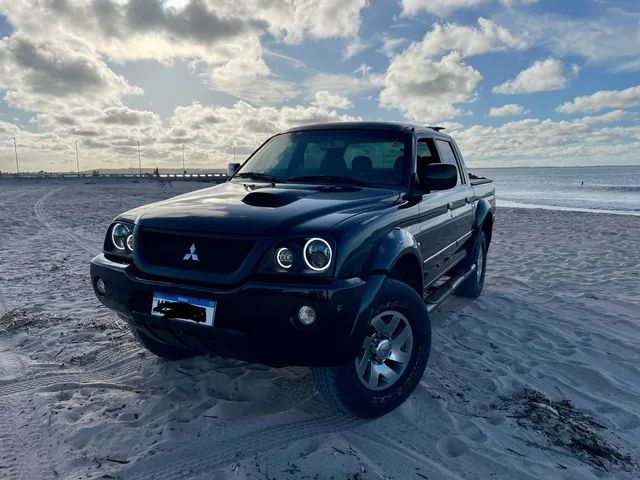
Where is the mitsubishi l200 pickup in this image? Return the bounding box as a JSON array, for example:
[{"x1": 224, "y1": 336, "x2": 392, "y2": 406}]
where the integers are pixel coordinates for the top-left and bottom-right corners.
[{"x1": 90, "y1": 122, "x2": 495, "y2": 417}]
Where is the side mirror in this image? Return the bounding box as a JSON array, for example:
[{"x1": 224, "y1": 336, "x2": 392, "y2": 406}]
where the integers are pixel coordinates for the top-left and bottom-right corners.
[
  {"x1": 420, "y1": 163, "x2": 457, "y2": 191},
  {"x1": 227, "y1": 162, "x2": 241, "y2": 177}
]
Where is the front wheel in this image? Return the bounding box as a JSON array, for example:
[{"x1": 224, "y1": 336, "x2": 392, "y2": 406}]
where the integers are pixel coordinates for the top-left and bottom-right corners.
[{"x1": 312, "y1": 278, "x2": 431, "y2": 418}]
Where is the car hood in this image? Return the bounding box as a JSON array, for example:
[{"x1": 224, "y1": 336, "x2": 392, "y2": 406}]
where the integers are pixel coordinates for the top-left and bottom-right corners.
[{"x1": 126, "y1": 181, "x2": 400, "y2": 235}]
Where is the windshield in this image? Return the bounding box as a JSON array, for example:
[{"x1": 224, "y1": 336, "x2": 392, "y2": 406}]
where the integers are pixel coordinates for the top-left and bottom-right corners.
[{"x1": 234, "y1": 129, "x2": 409, "y2": 186}]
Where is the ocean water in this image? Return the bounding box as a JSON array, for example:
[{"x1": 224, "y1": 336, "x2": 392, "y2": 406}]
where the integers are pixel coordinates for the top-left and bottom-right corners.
[{"x1": 473, "y1": 165, "x2": 640, "y2": 216}]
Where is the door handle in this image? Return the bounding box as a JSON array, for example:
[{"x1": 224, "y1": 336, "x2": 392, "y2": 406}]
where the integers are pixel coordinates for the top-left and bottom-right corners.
[{"x1": 447, "y1": 202, "x2": 453, "y2": 210}]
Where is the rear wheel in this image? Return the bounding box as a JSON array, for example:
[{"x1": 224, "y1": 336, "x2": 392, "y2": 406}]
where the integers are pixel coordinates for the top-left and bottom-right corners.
[
  {"x1": 456, "y1": 230, "x2": 487, "y2": 298},
  {"x1": 131, "y1": 327, "x2": 196, "y2": 361},
  {"x1": 312, "y1": 278, "x2": 431, "y2": 417}
]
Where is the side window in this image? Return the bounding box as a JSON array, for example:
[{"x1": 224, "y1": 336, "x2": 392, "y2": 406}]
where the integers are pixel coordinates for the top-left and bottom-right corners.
[
  {"x1": 435, "y1": 140, "x2": 461, "y2": 185},
  {"x1": 417, "y1": 138, "x2": 434, "y2": 162}
]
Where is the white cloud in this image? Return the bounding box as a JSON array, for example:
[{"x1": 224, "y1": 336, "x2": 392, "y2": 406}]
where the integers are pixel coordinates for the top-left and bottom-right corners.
[
  {"x1": 401, "y1": 0, "x2": 483, "y2": 16},
  {"x1": 344, "y1": 37, "x2": 371, "y2": 59},
  {"x1": 400, "y1": 0, "x2": 538, "y2": 16},
  {"x1": 504, "y1": 9, "x2": 640, "y2": 72},
  {"x1": 489, "y1": 104, "x2": 527, "y2": 117},
  {"x1": 455, "y1": 115, "x2": 640, "y2": 167},
  {"x1": 417, "y1": 17, "x2": 525, "y2": 58},
  {"x1": 379, "y1": 51, "x2": 482, "y2": 122},
  {"x1": 307, "y1": 72, "x2": 383, "y2": 97},
  {"x1": 0, "y1": 35, "x2": 140, "y2": 112},
  {"x1": 245, "y1": 0, "x2": 369, "y2": 43},
  {"x1": 498, "y1": 0, "x2": 538, "y2": 6},
  {"x1": 377, "y1": 36, "x2": 409, "y2": 57},
  {"x1": 493, "y1": 58, "x2": 578, "y2": 94},
  {"x1": 557, "y1": 85, "x2": 640, "y2": 114},
  {"x1": 0, "y1": 0, "x2": 369, "y2": 109},
  {"x1": 576, "y1": 110, "x2": 630, "y2": 125},
  {"x1": 0, "y1": 0, "x2": 256, "y2": 64},
  {"x1": 376, "y1": 17, "x2": 522, "y2": 121},
  {"x1": 3, "y1": 100, "x2": 361, "y2": 172},
  {"x1": 312, "y1": 91, "x2": 353, "y2": 110},
  {"x1": 207, "y1": 54, "x2": 299, "y2": 105}
]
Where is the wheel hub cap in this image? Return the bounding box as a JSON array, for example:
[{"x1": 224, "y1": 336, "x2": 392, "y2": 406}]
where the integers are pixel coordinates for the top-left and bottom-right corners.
[
  {"x1": 374, "y1": 339, "x2": 392, "y2": 361},
  {"x1": 355, "y1": 310, "x2": 414, "y2": 391}
]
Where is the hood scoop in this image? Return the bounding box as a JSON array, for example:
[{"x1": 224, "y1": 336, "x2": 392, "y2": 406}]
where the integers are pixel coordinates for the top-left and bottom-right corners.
[{"x1": 242, "y1": 189, "x2": 306, "y2": 208}]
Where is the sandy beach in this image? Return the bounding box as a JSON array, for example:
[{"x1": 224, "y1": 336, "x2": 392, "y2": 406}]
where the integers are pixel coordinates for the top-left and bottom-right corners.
[{"x1": 1, "y1": 178, "x2": 639, "y2": 479}]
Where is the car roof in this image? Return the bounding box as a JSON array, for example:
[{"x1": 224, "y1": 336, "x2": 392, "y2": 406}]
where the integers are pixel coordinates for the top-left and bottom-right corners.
[{"x1": 280, "y1": 121, "x2": 453, "y2": 140}]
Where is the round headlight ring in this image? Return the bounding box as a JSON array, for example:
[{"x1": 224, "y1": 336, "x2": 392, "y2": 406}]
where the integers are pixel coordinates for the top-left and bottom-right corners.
[
  {"x1": 303, "y1": 238, "x2": 332, "y2": 272},
  {"x1": 111, "y1": 222, "x2": 131, "y2": 251},
  {"x1": 275, "y1": 247, "x2": 294, "y2": 269},
  {"x1": 126, "y1": 234, "x2": 134, "y2": 252}
]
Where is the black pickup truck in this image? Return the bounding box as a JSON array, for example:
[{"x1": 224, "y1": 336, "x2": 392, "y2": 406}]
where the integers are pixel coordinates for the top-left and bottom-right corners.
[{"x1": 90, "y1": 122, "x2": 495, "y2": 417}]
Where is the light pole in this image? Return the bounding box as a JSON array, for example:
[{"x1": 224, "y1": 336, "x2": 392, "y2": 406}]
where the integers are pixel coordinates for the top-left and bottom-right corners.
[
  {"x1": 75, "y1": 140, "x2": 80, "y2": 175},
  {"x1": 182, "y1": 144, "x2": 186, "y2": 175},
  {"x1": 13, "y1": 137, "x2": 19, "y2": 176},
  {"x1": 137, "y1": 140, "x2": 142, "y2": 175}
]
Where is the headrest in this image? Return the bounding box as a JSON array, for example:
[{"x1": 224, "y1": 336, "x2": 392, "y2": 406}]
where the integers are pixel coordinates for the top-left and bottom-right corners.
[
  {"x1": 320, "y1": 148, "x2": 346, "y2": 173},
  {"x1": 352, "y1": 156, "x2": 372, "y2": 172}
]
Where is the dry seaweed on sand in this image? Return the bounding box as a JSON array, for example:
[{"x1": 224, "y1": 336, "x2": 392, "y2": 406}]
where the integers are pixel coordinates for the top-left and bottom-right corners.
[
  {"x1": 495, "y1": 387, "x2": 636, "y2": 472},
  {"x1": 0, "y1": 308, "x2": 66, "y2": 335}
]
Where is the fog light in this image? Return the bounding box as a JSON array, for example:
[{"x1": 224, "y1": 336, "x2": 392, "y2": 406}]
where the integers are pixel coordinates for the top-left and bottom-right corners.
[
  {"x1": 297, "y1": 306, "x2": 316, "y2": 326},
  {"x1": 96, "y1": 278, "x2": 106, "y2": 295}
]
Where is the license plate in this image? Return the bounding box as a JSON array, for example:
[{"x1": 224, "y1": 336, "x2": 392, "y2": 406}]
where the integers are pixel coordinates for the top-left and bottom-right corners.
[{"x1": 151, "y1": 293, "x2": 216, "y2": 327}]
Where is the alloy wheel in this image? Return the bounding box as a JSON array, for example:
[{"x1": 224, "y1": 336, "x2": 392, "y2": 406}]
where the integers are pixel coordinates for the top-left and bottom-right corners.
[{"x1": 355, "y1": 310, "x2": 413, "y2": 391}]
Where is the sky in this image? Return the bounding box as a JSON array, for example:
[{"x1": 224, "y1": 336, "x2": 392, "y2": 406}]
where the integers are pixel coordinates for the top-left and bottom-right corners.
[{"x1": 0, "y1": 0, "x2": 639, "y2": 173}]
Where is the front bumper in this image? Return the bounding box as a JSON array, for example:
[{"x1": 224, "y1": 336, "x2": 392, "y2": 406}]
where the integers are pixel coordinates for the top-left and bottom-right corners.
[{"x1": 90, "y1": 254, "x2": 374, "y2": 366}]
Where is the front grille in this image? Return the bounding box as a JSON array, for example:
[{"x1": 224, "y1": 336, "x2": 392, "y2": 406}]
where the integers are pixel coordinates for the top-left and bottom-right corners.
[{"x1": 137, "y1": 228, "x2": 256, "y2": 274}]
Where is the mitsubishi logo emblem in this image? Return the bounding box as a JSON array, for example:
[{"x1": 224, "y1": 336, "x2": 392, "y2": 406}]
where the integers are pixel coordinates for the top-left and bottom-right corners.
[{"x1": 183, "y1": 243, "x2": 199, "y2": 261}]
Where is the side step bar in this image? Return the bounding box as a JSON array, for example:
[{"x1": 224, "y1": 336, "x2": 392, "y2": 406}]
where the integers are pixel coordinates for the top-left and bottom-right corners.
[{"x1": 425, "y1": 264, "x2": 476, "y2": 313}]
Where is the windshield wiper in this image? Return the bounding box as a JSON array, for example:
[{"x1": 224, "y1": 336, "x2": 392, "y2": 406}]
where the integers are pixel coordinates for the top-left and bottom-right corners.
[
  {"x1": 286, "y1": 175, "x2": 370, "y2": 187},
  {"x1": 234, "y1": 172, "x2": 283, "y2": 183}
]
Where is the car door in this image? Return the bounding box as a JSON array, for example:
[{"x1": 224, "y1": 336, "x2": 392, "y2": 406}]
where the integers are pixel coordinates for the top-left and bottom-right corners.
[
  {"x1": 433, "y1": 138, "x2": 475, "y2": 270},
  {"x1": 415, "y1": 137, "x2": 474, "y2": 289}
]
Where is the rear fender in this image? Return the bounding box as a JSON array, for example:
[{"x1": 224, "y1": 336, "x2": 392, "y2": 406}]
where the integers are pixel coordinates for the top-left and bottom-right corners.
[{"x1": 474, "y1": 199, "x2": 494, "y2": 243}]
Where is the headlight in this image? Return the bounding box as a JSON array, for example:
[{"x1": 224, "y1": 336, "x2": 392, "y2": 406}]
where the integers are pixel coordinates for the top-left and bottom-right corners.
[
  {"x1": 111, "y1": 222, "x2": 132, "y2": 251},
  {"x1": 260, "y1": 237, "x2": 335, "y2": 275},
  {"x1": 303, "y1": 238, "x2": 332, "y2": 272},
  {"x1": 275, "y1": 247, "x2": 294, "y2": 269}
]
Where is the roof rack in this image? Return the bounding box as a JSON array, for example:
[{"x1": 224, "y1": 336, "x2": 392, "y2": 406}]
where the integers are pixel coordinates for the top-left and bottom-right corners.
[{"x1": 427, "y1": 126, "x2": 445, "y2": 132}]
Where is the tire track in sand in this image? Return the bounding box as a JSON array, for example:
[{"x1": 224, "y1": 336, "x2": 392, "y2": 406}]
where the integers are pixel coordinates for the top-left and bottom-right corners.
[
  {"x1": 0, "y1": 397, "x2": 57, "y2": 480},
  {"x1": 119, "y1": 413, "x2": 366, "y2": 480},
  {"x1": 0, "y1": 356, "x2": 145, "y2": 397},
  {"x1": 0, "y1": 188, "x2": 47, "y2": 313},
  {"x1": 33, "y1": 187, "x2": 99, "y2": 256}
]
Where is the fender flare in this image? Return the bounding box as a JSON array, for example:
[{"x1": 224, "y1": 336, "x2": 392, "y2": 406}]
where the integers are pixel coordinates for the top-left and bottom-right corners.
[
  {"x1": 474, "y1": 199, "x2": 494, "y2": 243},
  {"x1": 347, "y1": 227, "x2": 422, "y2": 341},
  {"x1": 365, "y1": 227, "x2": 423, "y2": 278}
]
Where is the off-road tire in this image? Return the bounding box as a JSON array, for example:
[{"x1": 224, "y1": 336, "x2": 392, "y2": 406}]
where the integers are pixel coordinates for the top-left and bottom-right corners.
[
  {"x1": 312, "y1": 278, "x2": 431, "y2": 418},
  {"x1": 131, "y1": 327, "x2": 196, "y2": 361},
  {"x1": 456, "y1": 230, "x2": 487, "y2": 298}
]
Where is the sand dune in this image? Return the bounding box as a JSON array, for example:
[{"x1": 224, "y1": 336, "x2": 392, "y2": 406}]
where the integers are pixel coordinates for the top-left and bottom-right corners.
[{"x1": 0, "y1": 178, "x2": 638, "y2": 479}]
